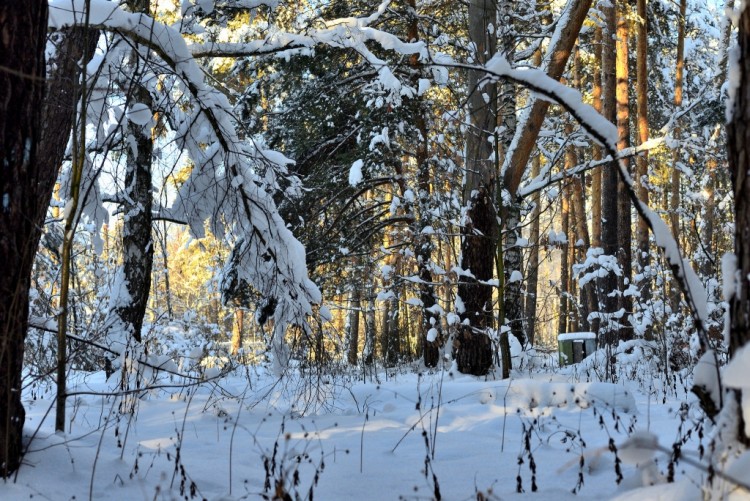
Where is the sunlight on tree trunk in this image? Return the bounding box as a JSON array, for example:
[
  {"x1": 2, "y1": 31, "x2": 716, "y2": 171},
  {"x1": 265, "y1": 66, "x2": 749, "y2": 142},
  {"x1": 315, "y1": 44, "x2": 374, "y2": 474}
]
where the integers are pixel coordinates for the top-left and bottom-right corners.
[
  {"x1": 600, "y1": 0, "x2": 619, "y2": 349},
  {"x1": 669, "y1": 0, "x2": 687, "y2": 316},
  {"x1": 635, "y1": 0, "x2": 651, "y2": 338},
  {"x1": 615, "y1": 0, "x2": 632, "y2": 343}
]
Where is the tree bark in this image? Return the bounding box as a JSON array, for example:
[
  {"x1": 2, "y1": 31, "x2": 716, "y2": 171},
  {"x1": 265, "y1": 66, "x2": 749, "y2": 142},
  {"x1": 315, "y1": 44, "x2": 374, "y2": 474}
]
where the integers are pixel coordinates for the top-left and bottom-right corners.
[
  {"x1": 525, "y1": 154, "x2": 541, "y2": 346},
  {"x1": 600, "y1": 0, "x2": 619, "y2": 345},
  {"x1": 346, "y1": 287, "x2": 361, "y2": 365},
  {"x1": 671, "y1": 0, "x2": 686, "y2": 241},
  {"x1": 498, "y1": 0, "x2": 525, "y2": 351},
  {"x1": 559, "y1": 173, "x2": 571, "y2": 336},
  {"x1": 363, "y1": 290, "x2": 376, "y2": 366},
  {"x1": 382, "y1": 296, "x2": 400, "y2": 367},
  {"x1": 635, "y1": 0, "x2": 651, "y2": 322},
  {"x1": 231, "y1": 309, "x2": 244, "y2": 356},
  {"x1": 726, "y1": 1, "x2": 750, "y2": 448},
  {"x1": 591, "y1": 25, "x2": 603, "y2": 248},
  {"x1": 616, "y1": 0, "x2": 632, "y2": 342},
  {"x1": 455, "y1": 0, "x2": 497, "y2": 376},
  {"x1": 0, "y1": 0, "x2": 48, "y2": 477},
  {"x1": 669, "y1": 0, "x2": 687, "y2": 315},
  {"x1": 407, "y1": 0, "x2": 440, "y2": 368},
  {"x1": 113, "y1": 0, "x2": 155, "y2": 343}
]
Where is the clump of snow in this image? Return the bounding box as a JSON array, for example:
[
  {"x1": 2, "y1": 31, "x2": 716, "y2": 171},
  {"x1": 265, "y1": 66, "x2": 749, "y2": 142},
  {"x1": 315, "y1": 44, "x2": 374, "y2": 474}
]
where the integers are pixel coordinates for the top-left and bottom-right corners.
[
  {"x1": 417, "y1": 78, "x2": 431, "y2": 95},
  {"x1": 126, "y1": 102, "x2": 153, "y2": 126},
  {"x1": 548, "y1": 229, "x2": 568, "y2": 245},
  {"x1": 426, "y1": 328, "x2": 438, "y2": 343},
  {"x1": 557, "y1": 331, "x2": 596, "y2": 341},
  {"x1": 724, "y1": 344, "x2": 750, "y2": 389},
  {"x1": 349, "y1": 159, "x2": 364, "y2": 186},
  {"x1": 508, "y1": 270, "x2": 523, "y2": 283},
  {"x1": 319, "y1": 305, "x2": 333, "y2": 323}
]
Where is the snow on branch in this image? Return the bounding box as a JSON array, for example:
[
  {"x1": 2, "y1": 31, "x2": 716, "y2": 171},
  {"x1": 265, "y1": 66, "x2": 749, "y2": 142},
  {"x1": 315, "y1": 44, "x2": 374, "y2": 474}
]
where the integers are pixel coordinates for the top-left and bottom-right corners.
[
  {"x1": 187, "y1": 7, "x2": 425, "y2": 62},
  {"x1": 49, "y1": 0, "x2": 320, "y2": 367},
  {"x1": 518, "y1": 138, "x2": 667, "y2": 198},
  {"x1": 479, "y1": 52, "x2": 711, "y2": 351},
  {"x1": 185, "y1": 0, "x2": 426, "y2": 102}
]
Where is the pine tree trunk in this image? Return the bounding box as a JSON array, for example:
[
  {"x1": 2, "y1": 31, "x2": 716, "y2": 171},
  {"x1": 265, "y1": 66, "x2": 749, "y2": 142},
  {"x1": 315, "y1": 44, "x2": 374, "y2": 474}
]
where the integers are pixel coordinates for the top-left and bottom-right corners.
[
  {"x1": 231, "y1": 310, "x2": 244, "y2": 356},
  {"x1": 591, "y1": 25, "x2": 603, "y2": 249},
  {"x1": 0, "y1": 1, "x2": 48, "y2": 477},
  {"x1": 600, "y1": 0, "x2": 619, "y2": 345},
  {"x1": 455, "y1": 0, "x2": 497, "y2": 376},
  {"x1": 616, "y1": 0, "x2": 632, "y2": 342},
  {"x1": 635, "y1": 0, "x2": 651, "y2": 323},
  {"x1": 669, "y1": 0, "x2": 687, "y2": 314},
  {"x1": 363, "y1": 291, "x2": 376, "y2": 366},
  {"x1": 570, "y1": 46, "x2": 593, "y2": 332},
  {"x1": 502, "y1": 0, "x2": 593, "y2": 195},
  {"x1": 407, "y1": 0, "x2": 440, "y2": 367},
  {"x1": 726, "y1": 2, "x2": 750, "y2": 448},
  {"x1": 559, "y1": 175, "x2": 571, "y2": 336},
  {"x1": 346, "y1": 288, "x2": 361, "y2": 366}
]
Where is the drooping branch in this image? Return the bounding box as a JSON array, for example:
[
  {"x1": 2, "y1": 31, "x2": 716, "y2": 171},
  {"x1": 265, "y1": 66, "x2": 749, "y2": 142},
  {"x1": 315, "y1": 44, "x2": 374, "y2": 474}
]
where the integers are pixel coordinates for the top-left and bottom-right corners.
[{"x1": 477, "y1": 53, "x2": 712, "y2": 353}]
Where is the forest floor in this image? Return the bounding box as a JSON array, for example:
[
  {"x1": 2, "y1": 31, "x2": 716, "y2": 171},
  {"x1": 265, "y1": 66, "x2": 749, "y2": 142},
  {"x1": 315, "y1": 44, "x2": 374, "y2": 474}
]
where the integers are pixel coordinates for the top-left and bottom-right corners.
[{"x1": 1, "y1": 357, "x2": 742, "y2": 500}]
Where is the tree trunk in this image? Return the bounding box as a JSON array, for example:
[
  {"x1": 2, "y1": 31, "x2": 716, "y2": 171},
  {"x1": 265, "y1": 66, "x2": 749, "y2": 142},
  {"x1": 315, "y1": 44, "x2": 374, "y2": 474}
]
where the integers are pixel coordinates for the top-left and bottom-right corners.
[
  {"x1": 231, "y1": 309, "x2": 244, "y2": 356},
  {"x1": 0, "y1": 0, "x2": 48, "y2": 477},
  {"x1": 669, "y1": 0, "x2": 687, "y2": 316},
  {"x1": 600, "y1": 0, "x2": 619, "y2": 345},
  {"x1": 616, "y1": 0, "x2": 632, "y2": 342},
  {"x1": 559, "y1": 174, "x2": 571, "y2": 336},
  {"x1": 591, "y1": 25, "x2": 603, "y2": 249},
  {"x1": 455, "y1": 0, "x2": 497, "y2": 376},
  {"x1": 525, "y1": 154, "x2": 542, "y2": 346},
  {"x1": 113, "y1": 0, "x2": 154, "y2": 343},
  {"x1": 671, "y1": 0, "x2": 686, "y2": 242},
  {"x1": 382, "y1": 297, "x2": 400, "y2": 367},
  {"x1": 363, "y1": 291, "x2": 376, "y2": 366},
  {"x1": 346, "y1": 287, "x2": 361, "y2": 366},
  {"x1": 503, "y1": 200, "x2": 526, "y2": 346},
  {"x1": 635, "y1": 0, "x2": 651, "y2": 329},
  {"x1": 570, "y1": 46, "x2": 593, "y2": 332},
  {"x1": 726, "y1": 2, "x2": 750, "y2": 448},
  {"x1": 498, "y1": 0, "x2": 525, "y2": 350},
  {"x1": 407, "y1": 0, "x2": 440, "y2": 368}
]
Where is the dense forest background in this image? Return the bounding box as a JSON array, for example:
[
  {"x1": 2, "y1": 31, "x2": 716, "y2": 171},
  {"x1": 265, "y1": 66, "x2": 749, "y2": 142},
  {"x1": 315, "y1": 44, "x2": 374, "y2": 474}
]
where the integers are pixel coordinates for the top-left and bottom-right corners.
[{"x1": 3, "y1": 0, "x2": 750, "y2": 498}]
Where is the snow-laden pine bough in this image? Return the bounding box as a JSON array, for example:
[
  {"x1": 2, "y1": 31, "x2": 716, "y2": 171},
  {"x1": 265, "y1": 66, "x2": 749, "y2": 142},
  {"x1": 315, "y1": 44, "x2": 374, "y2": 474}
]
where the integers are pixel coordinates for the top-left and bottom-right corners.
[{"x1": 47, "y1": 0, "x2": 436, "y2": 375}]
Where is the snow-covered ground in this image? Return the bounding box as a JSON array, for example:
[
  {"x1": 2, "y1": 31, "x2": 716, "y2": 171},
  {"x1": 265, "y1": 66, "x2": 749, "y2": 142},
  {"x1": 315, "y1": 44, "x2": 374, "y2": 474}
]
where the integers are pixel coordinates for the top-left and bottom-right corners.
[{"x1": 1, "y1": 364, "x2": 743, "y2": 500}]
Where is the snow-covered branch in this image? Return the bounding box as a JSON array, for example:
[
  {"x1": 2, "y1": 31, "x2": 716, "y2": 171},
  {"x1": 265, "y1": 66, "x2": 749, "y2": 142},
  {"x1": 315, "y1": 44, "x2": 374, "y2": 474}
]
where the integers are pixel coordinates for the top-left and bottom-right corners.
[
  {"x1": 49, "y1": 0, "x2": 320, "y2": 369},
  {"x1": 478, "y1": 53, "x2": 712, "y2": 353},
  {"x1": 518, "y1": 137, "x2": 667, "y2": 198}
]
